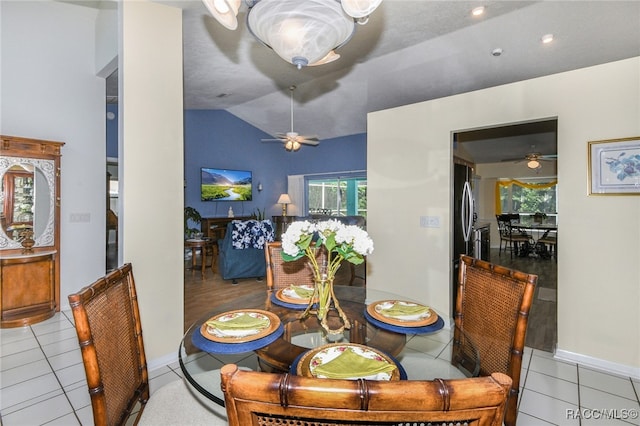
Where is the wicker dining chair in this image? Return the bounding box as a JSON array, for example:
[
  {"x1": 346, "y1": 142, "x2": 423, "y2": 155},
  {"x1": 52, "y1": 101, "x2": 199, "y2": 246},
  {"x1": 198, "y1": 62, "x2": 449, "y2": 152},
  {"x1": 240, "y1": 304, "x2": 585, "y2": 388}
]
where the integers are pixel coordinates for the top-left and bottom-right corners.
[
  {"x1": 452, "y1": 254, "x2": 537, "y2": 426},
  {"x1": 265, "y1": 241, "x2": 321, "y2": 292},
  {"x1": 220, "y1": 363, "x2": 512, "y2": 426},
  {"x1": 68, "y1": 263, "x2": 226, "y2": 426}
]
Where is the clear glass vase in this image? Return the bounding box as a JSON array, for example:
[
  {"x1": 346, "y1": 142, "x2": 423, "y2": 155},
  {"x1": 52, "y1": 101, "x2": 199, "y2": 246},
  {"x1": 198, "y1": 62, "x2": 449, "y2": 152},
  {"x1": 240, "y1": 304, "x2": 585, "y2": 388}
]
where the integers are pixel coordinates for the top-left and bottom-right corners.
[{"x1": 300, "y1": 275, "x2": 350, "y2": 335}]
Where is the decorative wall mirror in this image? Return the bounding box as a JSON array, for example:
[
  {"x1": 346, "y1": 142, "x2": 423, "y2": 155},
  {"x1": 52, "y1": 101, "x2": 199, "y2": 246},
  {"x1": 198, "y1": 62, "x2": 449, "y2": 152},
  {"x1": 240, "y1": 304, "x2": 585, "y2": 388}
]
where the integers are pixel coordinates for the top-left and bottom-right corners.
[
  {"x1": 0, "y1": 156, "x2": 56, "y2": 249},
  {"x1": 1, "y1": 135, "x2": 63, "y2": 328}
]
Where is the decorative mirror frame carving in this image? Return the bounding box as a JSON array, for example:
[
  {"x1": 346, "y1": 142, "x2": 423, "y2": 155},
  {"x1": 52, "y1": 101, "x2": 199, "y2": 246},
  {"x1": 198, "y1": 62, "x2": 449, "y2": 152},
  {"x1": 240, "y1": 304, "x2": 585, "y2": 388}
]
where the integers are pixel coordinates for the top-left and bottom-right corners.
[{"x1": 0, "y1": 156, "x2": 56, "y2": 249}]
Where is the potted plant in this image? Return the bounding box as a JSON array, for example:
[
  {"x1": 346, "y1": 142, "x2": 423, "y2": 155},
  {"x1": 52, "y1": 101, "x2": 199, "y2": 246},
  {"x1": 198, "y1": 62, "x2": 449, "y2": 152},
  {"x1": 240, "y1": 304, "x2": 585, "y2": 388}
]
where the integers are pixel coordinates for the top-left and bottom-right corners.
[
  {"x1": 252, "y1": 207, "x2": 266, "y2": 221},
  {"x1": 184, "y1": 206, "x2": 202, "y2": 238}
]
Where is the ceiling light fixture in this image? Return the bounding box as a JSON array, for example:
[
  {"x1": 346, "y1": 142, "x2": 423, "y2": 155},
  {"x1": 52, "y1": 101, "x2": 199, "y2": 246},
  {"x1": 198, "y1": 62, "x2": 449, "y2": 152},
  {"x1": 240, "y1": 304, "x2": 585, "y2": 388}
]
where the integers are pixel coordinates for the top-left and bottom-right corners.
[
  {"x1": 527, "y1": 159, "x2": 541, "y2": 169},
  {"x1": 203, "y1": 0, "x2": 383, "y2": 69},
  {"x1": 541, "y1": 33, "x2": 554, "y2": 44},
  {"x1": 471, "y1": 6, "x2": 485, "y2": 16}
]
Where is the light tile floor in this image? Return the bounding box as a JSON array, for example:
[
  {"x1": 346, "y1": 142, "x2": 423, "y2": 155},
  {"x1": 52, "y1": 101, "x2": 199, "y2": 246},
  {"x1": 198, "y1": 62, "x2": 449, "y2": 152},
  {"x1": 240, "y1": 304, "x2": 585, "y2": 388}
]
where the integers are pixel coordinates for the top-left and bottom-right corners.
[{"x1": 1, "y1": 311, "x2": 639, "y2": 425}]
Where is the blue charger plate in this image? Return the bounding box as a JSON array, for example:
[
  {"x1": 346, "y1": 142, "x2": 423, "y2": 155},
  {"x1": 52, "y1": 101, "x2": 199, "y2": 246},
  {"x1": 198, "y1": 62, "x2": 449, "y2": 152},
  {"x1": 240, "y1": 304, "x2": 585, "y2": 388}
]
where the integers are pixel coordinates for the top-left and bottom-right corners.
[
  {"x1": 270, "y1": 292, "x2": 316, "y2": 310},
  {"x1": 363, "y1": 309, "x2": 444, "y2": 335},
  {"x1": 192, "y1": 323, "x2": 284, "y2": 354}
]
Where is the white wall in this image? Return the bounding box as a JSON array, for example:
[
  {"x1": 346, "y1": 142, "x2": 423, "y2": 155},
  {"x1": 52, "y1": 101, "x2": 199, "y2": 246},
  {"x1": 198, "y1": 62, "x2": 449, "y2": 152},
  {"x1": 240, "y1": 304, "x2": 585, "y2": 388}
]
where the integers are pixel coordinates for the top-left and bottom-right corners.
[
  {"x1": 368, "y1": 58, "x2": 640, "y2": 375},
  {"x1": 120, "y1": 1, "x2": 184, "y2": 362},
  {"x1": 1, "y1": 1, "x2": 106, "y2": 305},
  {"x1": 1, "y1": 0, "x2": 184, "y2": 365}
]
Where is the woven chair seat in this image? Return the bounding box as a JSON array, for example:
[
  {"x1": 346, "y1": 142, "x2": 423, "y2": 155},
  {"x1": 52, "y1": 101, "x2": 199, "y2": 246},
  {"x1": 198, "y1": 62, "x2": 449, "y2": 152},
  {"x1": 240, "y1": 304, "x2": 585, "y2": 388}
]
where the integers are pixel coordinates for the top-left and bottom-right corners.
[{"x1": 138, "y1": 379, "x2": 227, "y2": 425}]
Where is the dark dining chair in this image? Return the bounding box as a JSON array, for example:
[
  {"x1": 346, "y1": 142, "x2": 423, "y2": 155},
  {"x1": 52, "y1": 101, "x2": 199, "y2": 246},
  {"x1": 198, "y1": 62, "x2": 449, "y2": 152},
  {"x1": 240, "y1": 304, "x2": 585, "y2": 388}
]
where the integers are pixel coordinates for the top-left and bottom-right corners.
[
  {"x1": 68, "y1": 263, "x2": 226, "y2": 425},
  {"x1": 220, "y1": 363, "x2": 512, "y2": 426},
  {"x1": 496, "y1": 214, "x2": 531, "y2": 258},
  {"x1": 537, "y1": 230, "x2": 558, "y2": 259},
  {"x1": 453, "y1": 254, "x2": 537, "y2": 426}
]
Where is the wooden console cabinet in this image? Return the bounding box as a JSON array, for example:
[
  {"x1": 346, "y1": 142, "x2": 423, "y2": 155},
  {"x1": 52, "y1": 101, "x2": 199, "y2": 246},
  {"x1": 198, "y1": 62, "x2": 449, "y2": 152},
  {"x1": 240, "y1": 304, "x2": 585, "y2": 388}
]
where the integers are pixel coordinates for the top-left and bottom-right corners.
[
  {"x1": 1, "y1": 252, "x2": 56, "y2": 327},
  {"x1": 201, "y1": 216, "x2": 252, "y2": 240},
  {"x1": 1, "y1": 135, "x2": 64, "y2": 328}
]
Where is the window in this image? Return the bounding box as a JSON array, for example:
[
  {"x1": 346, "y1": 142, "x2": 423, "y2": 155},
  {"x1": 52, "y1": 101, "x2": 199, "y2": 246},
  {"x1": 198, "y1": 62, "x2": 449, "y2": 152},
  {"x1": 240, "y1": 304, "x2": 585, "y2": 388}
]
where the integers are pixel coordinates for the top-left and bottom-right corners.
[
  {"x1": 307, "y1": 176, "x2": 367, "y2": 217},
  {"x1": 497, "y1": 179, "x2": 558, "y2": 217}
]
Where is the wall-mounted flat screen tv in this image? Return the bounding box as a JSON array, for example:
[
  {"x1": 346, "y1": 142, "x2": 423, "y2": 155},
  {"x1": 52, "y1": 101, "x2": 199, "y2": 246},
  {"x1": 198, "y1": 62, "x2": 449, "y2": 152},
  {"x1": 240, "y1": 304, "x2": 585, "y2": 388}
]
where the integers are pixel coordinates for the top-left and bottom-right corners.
[{"x1": 201, "y1": 167, "x2": 252, "y2": 201}]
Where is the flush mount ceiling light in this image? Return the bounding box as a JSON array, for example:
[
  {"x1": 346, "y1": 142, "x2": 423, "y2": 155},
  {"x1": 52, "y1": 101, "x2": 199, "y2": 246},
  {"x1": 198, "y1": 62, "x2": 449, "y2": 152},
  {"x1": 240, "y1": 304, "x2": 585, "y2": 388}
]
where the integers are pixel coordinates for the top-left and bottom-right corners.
[
  {"x1": 471, "y1": 6, "x2": 485, "y2": 16},
  {"x1": 203, "y1": 0, "x2": 383, "y2": 69},
  {"x1": 541, "y1": 33, "x2": 554, "y2": 44},
  {"x1": 527, "y1": 159, "x2": 541, "y2": 169}
]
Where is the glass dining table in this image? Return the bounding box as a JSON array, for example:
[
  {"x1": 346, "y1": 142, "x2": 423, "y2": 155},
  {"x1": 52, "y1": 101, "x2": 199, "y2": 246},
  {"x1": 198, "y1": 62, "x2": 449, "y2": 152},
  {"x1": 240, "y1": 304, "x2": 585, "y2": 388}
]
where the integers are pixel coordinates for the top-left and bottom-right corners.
[
  {"x1": 510, "y1": 221, "x2": 558, "y2": 258},
  {"x1": 179, "y1": 285, "x2": 479, "y2": 407}
]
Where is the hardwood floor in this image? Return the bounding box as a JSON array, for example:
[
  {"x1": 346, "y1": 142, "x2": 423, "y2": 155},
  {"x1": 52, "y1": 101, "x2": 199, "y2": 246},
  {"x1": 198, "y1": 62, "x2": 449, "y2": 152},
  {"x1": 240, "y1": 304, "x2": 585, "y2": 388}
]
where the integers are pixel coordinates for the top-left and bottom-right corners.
[
  {"x1": 182, "y1": 247, "x2": 556, "y2": 351},
  {"x1": 183, "y1": 253, "x2": 364, "y2": 332},
  {"x1": 487, "y1": 247, "x2": 557, "y2": 353}
]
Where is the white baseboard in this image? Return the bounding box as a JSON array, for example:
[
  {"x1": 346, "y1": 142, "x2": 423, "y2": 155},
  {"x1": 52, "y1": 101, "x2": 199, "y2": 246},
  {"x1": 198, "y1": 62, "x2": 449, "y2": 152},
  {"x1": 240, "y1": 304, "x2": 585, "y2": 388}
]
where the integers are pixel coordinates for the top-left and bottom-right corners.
[
  {"x1": 148, "y1": 351, "x2": 179, "y2": 373},
  {"x1": 555, "y1": 349, "x2": 640, "y2": 380}
]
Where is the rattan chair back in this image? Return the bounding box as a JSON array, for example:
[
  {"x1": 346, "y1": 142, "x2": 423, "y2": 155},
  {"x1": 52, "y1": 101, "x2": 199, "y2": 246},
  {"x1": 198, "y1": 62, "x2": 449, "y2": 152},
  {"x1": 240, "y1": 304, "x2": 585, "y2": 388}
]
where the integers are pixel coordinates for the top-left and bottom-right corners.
[
  {"x1": 453, "y1": 254, "x2": 537, "y2": 426},
  {"x1": 220, "y1": 363, "x2": 511, "y2": 426},
  {"x1": 68, "y1": 263, "x2": 148, "y2": 426},
  {"x1": 265, "y1": 241, "x2": 325, "y2": 291}
]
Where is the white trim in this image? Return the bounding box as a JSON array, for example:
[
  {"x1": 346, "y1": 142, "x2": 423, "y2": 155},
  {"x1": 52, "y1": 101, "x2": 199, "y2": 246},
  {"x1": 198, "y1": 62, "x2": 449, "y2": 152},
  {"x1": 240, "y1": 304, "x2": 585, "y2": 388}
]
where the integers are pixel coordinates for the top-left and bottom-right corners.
[
  {"x1": 555, "y1": 349, "x2": 640, "y2": 379},
  {"x1": 147, "y1": 351, "x2": 178, "y2": 373}
]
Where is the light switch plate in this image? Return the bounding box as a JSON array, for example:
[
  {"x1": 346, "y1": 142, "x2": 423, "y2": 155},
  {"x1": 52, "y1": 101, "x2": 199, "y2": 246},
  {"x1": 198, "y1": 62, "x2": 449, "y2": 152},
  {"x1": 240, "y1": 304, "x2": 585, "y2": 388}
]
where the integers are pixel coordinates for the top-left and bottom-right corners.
[{"x1": 420, "y1": 216, "x2": 440, "y2": 228}]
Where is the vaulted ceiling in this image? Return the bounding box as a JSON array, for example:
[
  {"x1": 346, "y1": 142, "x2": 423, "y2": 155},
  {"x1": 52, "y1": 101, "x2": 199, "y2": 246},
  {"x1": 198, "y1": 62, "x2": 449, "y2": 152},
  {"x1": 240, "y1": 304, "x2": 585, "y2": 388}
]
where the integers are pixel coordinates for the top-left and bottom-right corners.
[{"x1": 103, "y1": 0, "x2": 640, "y2": 163}]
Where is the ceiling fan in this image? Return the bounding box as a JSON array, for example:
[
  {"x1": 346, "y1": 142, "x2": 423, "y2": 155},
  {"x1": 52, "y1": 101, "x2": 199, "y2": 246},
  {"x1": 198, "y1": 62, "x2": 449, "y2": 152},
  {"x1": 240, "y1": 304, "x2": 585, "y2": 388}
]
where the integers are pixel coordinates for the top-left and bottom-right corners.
[
  {"x1": 261, "y1": 86, "x2": 319, "y2": 152},
  {"x1": 503, "y1": 146, "x2": 557, "y2": 169}
]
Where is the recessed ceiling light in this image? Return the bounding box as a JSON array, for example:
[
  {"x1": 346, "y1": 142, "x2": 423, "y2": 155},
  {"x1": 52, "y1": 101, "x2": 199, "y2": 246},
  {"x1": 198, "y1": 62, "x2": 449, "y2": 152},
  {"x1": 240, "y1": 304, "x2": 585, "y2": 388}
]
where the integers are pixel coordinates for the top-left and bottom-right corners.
[
  {"x1": 472, "y1": 6, "x2": 485, "y2": 16},
  {"x1": 541, "y1": 34, "x2": 554, "y2": 44},
  {"x1": 491, "y1": 48, "x2": 503, "y2": 57}
]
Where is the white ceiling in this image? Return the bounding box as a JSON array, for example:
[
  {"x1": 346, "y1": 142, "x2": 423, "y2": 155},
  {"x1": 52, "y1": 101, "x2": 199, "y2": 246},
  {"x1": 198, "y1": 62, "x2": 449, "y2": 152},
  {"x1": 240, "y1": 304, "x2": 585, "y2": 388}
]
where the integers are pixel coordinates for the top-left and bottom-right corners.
[{"x1": 103, "y1": 0, "x2": 640, "y2": 163}]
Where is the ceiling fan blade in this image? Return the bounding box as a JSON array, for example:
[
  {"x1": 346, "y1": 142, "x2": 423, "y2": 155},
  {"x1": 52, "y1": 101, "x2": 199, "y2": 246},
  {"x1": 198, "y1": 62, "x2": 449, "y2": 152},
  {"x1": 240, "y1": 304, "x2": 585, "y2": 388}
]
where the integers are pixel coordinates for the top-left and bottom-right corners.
[
  {"x1": 298, "y1": 135, "x2": 319, "y2": 141},
  {"x1": 261, "y1": 138, "x2": 285, "y2": 143},
  {"x1": 300, "y1": 140, "x2": 320, "y2": 146}
]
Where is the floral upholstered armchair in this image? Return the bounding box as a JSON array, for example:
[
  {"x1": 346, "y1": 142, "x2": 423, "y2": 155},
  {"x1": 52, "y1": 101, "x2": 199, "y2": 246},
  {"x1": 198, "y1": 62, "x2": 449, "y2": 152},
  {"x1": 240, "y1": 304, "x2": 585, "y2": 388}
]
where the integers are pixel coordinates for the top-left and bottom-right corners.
[{"x1": 218, "y1": 219, "x2": 275, "y2": 283}]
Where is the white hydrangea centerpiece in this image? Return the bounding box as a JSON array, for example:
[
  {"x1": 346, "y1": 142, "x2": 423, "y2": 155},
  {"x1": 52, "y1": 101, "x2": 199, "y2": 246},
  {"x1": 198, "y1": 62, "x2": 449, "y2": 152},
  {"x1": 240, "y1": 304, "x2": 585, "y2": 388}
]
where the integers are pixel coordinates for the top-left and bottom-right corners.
[
  {"x1": 281, "y1": 219, "x2": 373, "y2": 281},
  {"x1": 280, "y1": 219, "x2": 373, "y2": 334}
]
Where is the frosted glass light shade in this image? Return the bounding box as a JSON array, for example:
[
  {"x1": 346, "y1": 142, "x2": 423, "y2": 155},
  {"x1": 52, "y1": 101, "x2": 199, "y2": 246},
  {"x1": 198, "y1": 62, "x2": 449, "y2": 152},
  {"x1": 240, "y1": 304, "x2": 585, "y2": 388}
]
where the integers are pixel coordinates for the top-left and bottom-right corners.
[
  {"x1": 527, "y1": 160, "x2": 541, "y2": 169},
  {"x1": 309, "y1": 50, "x2": 341, "y2": 66},
  {"x1": 247, "y1": 0, "x2": 355, "y2": 69},
  {"x1": 202, "y1": 0, "x2": 241, "y2": 30},
  {"x1": 341, "y1": 0, "x2": 382, "y2": 18}
]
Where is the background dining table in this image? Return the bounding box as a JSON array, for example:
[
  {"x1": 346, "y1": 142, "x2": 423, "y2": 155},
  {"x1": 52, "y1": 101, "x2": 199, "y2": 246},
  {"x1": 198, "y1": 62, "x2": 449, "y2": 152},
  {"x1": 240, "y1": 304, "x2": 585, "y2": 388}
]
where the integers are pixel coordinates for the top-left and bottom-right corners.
[{"x1": 179, "y1": 286, "x2": 478, "y2": 407}]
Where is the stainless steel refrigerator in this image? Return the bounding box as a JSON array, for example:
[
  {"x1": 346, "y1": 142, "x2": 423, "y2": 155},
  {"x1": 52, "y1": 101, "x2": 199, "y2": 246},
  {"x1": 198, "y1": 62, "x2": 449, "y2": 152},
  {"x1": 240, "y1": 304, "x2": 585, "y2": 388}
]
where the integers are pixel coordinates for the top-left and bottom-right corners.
[{"x1": 452, "y1": 162, "x2": 481, "y2": 312}]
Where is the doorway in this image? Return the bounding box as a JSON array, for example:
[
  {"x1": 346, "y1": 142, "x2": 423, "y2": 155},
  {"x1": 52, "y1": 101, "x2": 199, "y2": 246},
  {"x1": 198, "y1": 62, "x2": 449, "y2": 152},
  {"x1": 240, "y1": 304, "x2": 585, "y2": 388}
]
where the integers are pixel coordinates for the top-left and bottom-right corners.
[
  {"x1": 452, "y1": 118, "x2": 558, "y2": 352},
  {"x1": 106, "y1": 69, "x2": 118, "y2": 272}
]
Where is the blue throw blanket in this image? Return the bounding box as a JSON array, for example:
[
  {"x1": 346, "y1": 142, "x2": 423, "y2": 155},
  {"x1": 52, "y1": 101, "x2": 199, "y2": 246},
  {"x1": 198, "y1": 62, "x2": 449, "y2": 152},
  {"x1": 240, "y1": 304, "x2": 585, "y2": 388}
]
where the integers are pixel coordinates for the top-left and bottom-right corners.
[{"x1": 230, "y1": 220, "x2": 275, "y2": 250}]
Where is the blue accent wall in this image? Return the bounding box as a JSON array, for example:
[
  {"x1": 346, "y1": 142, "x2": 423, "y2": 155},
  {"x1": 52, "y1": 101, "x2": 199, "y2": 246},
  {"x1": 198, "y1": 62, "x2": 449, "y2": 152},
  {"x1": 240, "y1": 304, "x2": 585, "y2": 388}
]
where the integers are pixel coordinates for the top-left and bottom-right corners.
[
  {"x1": 109, "y1": 108, "x2": 366, "y2": 219},
  {"x1": 184, "y1": 110, "x2": 366, "y2": 219}
]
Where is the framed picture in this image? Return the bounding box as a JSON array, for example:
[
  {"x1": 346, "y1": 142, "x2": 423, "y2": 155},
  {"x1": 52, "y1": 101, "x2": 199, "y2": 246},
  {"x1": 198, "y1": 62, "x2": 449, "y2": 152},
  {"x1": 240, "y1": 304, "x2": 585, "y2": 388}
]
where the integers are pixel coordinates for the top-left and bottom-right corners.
[{"x1": 588, "y1": 137, "x2": 640, "y2": 195}]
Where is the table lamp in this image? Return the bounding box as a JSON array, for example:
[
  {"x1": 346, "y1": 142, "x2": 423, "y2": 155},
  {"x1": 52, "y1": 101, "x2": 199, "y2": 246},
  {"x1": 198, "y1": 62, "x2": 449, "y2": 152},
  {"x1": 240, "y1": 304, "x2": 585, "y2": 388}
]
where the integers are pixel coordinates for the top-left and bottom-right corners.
[{"x1": 277, "y1": 194, "x2": 292, "y2": 216}]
